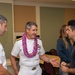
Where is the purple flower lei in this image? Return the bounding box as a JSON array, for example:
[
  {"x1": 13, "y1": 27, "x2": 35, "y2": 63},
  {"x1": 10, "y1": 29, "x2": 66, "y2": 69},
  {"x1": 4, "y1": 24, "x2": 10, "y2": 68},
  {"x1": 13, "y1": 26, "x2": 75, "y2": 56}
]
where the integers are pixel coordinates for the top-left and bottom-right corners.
[{"x1": 22, "y1": 32, "x2": 38, "y2": 58}]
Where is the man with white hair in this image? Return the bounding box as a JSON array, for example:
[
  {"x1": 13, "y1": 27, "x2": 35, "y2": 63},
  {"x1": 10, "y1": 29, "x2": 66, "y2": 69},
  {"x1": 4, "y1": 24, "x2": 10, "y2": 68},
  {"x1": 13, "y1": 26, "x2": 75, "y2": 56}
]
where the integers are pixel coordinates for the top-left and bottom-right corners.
[{"x1": 10, "y1": 21, "x2": 59, "y2": 75}]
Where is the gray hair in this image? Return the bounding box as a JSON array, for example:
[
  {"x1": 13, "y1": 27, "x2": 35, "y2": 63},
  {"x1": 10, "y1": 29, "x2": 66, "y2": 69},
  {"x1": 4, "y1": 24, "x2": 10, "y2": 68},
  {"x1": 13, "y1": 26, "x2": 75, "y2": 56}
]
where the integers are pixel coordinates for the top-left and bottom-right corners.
[
  {"x1": 25, "y1": 21, "x2": 37, "y2": 30},
  {"x1": 0, "y1": 15, "x2": 7, "y2": 24}
]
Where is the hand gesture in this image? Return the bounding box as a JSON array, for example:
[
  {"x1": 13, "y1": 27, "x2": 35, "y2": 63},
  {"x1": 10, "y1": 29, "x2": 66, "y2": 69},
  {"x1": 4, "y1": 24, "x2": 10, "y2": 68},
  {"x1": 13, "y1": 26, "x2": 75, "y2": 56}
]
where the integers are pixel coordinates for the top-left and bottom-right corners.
[
  {"x1": 49, "y1": 58, "x2": 60, "y2": 67},
  {"x1": 61, "y1": 62, "x2": 69, "y2": 73}
]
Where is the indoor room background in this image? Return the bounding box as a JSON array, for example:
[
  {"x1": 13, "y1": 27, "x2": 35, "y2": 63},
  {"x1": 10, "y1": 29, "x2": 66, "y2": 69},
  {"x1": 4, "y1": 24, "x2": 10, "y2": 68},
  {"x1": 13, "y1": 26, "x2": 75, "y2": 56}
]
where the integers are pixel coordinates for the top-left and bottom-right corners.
[{"x1": 0, "y1": 0, "x2": 75, "y2": 58}]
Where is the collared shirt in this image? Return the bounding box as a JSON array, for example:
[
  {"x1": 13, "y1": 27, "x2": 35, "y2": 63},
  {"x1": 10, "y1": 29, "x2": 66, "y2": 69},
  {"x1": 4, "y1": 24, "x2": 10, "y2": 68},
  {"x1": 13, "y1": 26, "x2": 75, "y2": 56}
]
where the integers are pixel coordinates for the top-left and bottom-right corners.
[
  {"x1": 0, "y1": 43, "x2": 7, "y2": 69},
  {"x1": 11, "y1": 38, "x2": 45, "y2": 67}
]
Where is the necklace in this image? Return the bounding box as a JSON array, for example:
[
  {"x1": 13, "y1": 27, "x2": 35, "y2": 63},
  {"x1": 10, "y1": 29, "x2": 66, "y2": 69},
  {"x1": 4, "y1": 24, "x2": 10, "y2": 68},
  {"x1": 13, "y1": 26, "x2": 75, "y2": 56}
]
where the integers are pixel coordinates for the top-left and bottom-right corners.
[{"x1": 22, "y1": 33, "x2": 38, "y2": 58}]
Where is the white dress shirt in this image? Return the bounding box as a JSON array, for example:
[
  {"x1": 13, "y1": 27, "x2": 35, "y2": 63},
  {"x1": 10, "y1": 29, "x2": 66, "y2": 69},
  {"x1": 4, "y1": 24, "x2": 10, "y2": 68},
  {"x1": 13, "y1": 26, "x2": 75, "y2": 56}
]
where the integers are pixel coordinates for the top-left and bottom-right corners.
[
  {"x1": 11, "y1": 38, "x2": 45, "y2": 75},
  {"x1": 0, "y1": 43, "x2": 7, "y2": 69}
]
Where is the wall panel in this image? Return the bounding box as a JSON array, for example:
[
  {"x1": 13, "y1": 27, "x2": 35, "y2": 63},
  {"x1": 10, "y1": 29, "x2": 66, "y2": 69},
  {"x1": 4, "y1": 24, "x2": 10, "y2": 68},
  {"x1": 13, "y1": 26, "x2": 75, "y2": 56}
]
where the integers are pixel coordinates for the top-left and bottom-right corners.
[
  {"x1": 0, "y1": 3, "x2": 13, "y2": 58},
  {"x1": 40, "y1": 7, "x2": 64, "y2": 51},
  {"x1": 64, "y1": 8, "x2": 75, "y2": 24},
  {"x1": 14, "y1": 5, "x2": 36, "y2": 32}
]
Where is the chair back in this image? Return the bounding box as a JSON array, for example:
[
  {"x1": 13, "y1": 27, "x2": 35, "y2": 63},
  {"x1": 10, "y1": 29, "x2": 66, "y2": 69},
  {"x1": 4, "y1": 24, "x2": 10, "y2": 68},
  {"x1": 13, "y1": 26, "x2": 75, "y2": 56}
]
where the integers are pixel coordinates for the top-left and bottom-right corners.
[{"x1": 49, "y1": 49, "x2": 57, "y2": 55}]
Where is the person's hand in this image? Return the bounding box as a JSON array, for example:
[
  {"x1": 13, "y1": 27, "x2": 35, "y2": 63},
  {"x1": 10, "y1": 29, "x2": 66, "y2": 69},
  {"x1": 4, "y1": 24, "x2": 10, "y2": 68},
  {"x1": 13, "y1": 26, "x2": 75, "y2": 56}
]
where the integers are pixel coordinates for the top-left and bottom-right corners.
[
  {"x1": 61, "y1": 62, "x2": 67, "y2": 66},
  {"x1": 61, "y1": 62, "x2": 69, "y2": 73},
  {"x1": 61, "y1": 65, "x2": 69, "y2": 73},
  {"x1": 49, "y1": 58, "x2": 60, "y2": 67}
]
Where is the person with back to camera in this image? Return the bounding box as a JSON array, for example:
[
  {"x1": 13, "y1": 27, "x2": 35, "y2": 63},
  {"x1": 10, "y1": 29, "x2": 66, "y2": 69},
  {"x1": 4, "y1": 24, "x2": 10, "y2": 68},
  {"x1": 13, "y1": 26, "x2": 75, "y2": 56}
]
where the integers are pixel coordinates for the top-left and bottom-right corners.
[
  {"x1": 56, "y1": 25, "x2": 73, "y2": 75},
  {"x1": 0, "y1": 15, "x2": 11, "y2": 75},
  {"x1": 61, "y1": 20, "x2": 75, "y2": 75},
  {"x1": 10, "y1": 21, "x2": 59, "y2": 75}
]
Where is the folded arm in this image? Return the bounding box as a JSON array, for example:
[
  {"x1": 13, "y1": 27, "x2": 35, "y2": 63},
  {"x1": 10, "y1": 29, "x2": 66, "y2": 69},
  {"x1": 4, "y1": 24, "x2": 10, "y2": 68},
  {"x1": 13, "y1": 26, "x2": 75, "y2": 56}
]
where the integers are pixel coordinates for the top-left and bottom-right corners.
[{"x1": 61, "y1": 62, "x2": 75, "y2": 74}]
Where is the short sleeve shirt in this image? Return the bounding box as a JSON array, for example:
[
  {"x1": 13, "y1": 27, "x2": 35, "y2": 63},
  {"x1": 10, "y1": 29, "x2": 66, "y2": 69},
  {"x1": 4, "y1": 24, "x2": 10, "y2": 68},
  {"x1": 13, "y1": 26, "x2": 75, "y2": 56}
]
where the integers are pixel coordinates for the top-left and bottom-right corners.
[
  {"x1": 11, "y1": 39, "x2": 45, "y2": 67},
  {"x1": 0, "y1": 43, "x2": 7, "y2": 69}
]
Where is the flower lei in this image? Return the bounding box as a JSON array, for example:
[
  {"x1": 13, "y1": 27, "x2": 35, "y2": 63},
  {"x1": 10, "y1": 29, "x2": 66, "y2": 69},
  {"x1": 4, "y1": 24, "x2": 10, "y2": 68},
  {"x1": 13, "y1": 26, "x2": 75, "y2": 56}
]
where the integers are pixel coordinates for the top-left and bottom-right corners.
[{"x1": 22, "y1": 32, "x2": 38, "y2": 58}]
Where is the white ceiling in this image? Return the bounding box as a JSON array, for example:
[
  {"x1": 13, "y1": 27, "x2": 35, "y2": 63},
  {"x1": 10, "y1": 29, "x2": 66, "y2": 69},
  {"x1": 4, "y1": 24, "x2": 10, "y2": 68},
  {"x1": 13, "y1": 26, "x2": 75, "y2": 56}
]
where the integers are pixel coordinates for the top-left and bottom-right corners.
[{"x1": 14, "y1": 0, "x2": 75, "y2": 5}]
